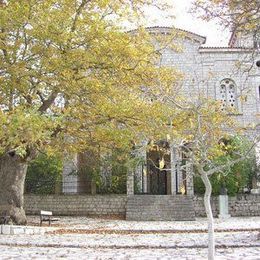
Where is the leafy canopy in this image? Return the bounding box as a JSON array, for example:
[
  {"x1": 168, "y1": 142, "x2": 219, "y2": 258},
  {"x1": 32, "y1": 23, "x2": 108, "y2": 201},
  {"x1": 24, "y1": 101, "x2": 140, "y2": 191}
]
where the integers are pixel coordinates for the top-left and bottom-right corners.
[
  {"x1": 167, "y1": 97, "x2": 247, "y2": 176},
  {"x1": 194, "y1": 135, "x2": 256, "y2": 195},
  {"x1": 0, "y1": 0, "x2": 179, "y2": 159},
  {"x1": 192, "y1": 0, "x2": 260, "y2": 33}
]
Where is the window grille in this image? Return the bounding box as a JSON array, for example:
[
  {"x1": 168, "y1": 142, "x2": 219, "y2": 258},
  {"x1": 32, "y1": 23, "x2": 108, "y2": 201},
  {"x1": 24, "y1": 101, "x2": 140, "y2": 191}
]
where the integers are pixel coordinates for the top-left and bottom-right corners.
[{"x1": 219, "y1": 79, "x2": 237, "y2": 110}]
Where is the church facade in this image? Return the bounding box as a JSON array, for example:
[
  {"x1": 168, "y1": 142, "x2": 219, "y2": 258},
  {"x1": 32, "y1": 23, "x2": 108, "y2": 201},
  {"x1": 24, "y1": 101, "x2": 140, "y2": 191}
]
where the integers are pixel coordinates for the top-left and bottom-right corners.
[{"x1": 62, "y1": 27, "x2": 260, "y2": 216}]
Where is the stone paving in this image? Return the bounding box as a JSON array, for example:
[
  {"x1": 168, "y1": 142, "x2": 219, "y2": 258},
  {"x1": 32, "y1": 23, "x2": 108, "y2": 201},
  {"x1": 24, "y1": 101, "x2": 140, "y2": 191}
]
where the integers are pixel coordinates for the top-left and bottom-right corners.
[{"x1": 0, "y1": 216, "x2": 259, "y2": 259}]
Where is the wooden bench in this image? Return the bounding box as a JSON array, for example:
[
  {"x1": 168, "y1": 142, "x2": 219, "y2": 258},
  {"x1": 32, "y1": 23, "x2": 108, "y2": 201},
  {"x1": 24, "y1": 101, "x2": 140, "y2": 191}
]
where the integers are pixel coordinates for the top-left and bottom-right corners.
[{"x1": 40, "y1": 210, "x2": 59, "y2": 226}]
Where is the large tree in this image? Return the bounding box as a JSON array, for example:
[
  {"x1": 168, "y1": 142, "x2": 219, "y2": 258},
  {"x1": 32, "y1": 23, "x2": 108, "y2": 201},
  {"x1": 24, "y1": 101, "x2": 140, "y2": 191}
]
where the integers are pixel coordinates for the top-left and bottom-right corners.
[
  {"x1": 192, "y1": 0, "x2": 260, "y2": 34},
  {"x1": 0, "y1": 0, "x2": 178, "y2": 224}
]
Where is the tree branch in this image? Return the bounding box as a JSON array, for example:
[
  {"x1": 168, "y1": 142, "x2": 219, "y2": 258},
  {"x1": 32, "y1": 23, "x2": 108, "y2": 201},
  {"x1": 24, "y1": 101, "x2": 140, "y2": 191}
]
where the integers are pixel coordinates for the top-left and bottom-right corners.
[
  {"x1": 206, "y1": 139, "x2": 257, "y2": 176},
  {"x1": 38, "y1": 90, "x2": 58, "y2": 112},
  {"x1": 70, "y1": 0, "x2": 91, "y2": 33}
]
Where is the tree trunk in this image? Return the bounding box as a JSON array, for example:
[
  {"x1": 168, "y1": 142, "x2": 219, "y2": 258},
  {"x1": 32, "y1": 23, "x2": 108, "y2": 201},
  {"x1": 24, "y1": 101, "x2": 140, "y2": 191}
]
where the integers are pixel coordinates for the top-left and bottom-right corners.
[
  {"x1": 201, "y1": 172, "x2": 215, "y2": 260},
  {"x1": 0, "y1": 153, "x2": 28, "y2": 225}
]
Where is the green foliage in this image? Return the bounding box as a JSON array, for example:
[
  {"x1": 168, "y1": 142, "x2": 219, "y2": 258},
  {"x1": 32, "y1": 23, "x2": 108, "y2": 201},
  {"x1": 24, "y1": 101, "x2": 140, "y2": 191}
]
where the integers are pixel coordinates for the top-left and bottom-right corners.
[
  {"x1": 96, "y1": 151, "x2": 128, "y2": 194},
  {"x1": 0, "y1": 0, "x2": 179, "y2": 160},
  {"x1": 193, "y1": 0, "x2": 259, "y2": 34},
  {"x1": 194, "y1": 135, "x2": 256, "y2": 195},
  {"x1": 108, "y1": 162, "x2": 127, "y2": 194},
  {"x1": 25, "y1": 154, "x2": 63, "y2": 194}
]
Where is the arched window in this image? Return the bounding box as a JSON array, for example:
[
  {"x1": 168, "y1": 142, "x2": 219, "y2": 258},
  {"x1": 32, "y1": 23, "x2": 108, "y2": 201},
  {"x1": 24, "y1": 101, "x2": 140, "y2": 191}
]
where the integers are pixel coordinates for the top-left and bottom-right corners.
[{"x1": 219, "y1": 79, "x2": 237, "y2": 110}]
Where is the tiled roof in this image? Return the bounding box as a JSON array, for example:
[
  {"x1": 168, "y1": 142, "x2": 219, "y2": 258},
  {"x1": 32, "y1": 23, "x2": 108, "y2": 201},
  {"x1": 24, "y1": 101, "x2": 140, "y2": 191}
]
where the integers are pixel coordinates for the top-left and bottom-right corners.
[
  {"x1": 199, "y1": 46, "x2": 255, "y2": 53},
  {"x1": 200, "y1": 46, "x2": 250, "y2": 49},
  {"x1": 146, "y1": 26, "x2": 206, "y2": 40},
  {"x1": 128, "y1": 26, "x2": 206, "y2": 44}
]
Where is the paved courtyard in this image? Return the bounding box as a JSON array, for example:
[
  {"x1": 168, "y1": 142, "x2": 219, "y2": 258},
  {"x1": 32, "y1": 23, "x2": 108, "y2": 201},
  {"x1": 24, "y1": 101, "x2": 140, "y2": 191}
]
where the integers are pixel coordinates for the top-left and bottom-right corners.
[{"x1": 0, "y1": 216, "x2": 259, "y2": 259}]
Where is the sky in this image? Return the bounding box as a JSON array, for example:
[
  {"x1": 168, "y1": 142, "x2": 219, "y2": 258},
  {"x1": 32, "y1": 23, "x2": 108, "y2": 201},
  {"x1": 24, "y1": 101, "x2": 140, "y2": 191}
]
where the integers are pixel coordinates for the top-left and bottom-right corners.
[{"x1": 144, "y1": 0, "x2": 231, "y2": 47}]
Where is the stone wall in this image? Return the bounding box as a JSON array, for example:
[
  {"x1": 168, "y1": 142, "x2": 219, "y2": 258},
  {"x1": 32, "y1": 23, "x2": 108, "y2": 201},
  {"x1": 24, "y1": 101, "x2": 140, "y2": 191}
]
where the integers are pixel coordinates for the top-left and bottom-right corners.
[
  {"x1": 24, "y1": 195, "x2": 127, "y2": 217},
  {"x1": 194, "y1": 194, "x2": 260, "y2": 217},
  {"x1": 24, "y1": 194, "x2": 260, "y2": 218}
]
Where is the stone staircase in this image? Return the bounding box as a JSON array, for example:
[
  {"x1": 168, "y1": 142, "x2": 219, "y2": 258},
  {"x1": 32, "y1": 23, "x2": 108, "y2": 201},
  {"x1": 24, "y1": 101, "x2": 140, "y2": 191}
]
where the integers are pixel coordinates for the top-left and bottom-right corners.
[{"x1": 126, "y1": 195, "x2": 195, "y2": 221}]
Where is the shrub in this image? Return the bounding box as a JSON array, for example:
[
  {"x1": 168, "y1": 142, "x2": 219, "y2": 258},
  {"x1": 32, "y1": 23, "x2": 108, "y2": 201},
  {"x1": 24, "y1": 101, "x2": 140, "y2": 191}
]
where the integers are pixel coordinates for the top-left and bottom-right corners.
[
  {"x1": 96, "y1": 151, "x2": 128, "y2": 194},
  {"x1": 194, "y1": 135, "x2": 256, "y2": 196},
  {"x1": 25, "y1": 154, "x2": 63, "y2": 194}
]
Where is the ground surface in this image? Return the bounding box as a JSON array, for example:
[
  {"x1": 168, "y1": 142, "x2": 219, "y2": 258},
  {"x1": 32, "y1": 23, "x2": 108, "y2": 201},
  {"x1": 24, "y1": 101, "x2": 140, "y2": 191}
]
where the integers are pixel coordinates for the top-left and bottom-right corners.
[{"x1": 0, "y1": 216, "x2": 259, "y2": 259}]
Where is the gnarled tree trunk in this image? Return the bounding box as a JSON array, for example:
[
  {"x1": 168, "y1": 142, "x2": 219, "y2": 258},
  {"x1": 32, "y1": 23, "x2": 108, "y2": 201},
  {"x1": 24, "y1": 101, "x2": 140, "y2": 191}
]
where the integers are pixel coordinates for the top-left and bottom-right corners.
[{"x1": 0, "y1": 153, "x2": 28, "y2": 225}]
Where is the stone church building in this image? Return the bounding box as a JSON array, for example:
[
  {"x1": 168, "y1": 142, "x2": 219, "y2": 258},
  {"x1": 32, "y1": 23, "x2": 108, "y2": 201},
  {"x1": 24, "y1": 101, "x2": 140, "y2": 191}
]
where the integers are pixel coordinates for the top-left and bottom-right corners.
[{"x1": 62, "y1": 27, "x2": 260, "y2": 220}]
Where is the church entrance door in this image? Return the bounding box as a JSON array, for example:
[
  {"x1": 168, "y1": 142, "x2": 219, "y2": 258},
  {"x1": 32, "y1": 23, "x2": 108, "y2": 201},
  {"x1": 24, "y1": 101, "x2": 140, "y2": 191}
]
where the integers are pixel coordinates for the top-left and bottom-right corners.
[{"x1": 147, "y1": 144, "x2": 170, "y2": 195}]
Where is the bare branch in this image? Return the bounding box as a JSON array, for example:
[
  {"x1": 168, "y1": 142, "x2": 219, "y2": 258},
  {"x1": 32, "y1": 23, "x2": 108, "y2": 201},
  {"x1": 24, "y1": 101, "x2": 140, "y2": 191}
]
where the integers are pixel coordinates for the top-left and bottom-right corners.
[{"x1": 206, "y1": 139, "x2": 257, "y2": 176}]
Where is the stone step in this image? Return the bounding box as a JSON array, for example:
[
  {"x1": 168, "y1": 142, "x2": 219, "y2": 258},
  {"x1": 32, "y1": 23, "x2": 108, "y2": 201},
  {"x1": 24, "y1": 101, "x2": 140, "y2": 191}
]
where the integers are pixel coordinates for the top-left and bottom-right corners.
[
  {"x1": 126, "y1": 195, "x2": 195, "y2": 221},
  {"x1": 0, "y1": 225, "x2": 55, "y2": 235}
]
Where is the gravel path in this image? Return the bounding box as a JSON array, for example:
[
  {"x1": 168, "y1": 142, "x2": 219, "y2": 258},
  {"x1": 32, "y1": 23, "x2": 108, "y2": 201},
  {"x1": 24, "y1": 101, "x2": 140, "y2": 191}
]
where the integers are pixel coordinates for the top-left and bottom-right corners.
[{"x1": 0, "y1": 216, "x2": 259, "y2": 259}]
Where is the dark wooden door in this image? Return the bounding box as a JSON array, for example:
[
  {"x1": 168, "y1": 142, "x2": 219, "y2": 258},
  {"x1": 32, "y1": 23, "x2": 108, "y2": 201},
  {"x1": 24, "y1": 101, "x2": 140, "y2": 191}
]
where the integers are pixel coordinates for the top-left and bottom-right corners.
[
  {"x1": 147, "y1": 152, "x2": 168, "y2": 195},
  {"x1": 150, "y1": 169, "x2": 167, "y2": 195}
]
